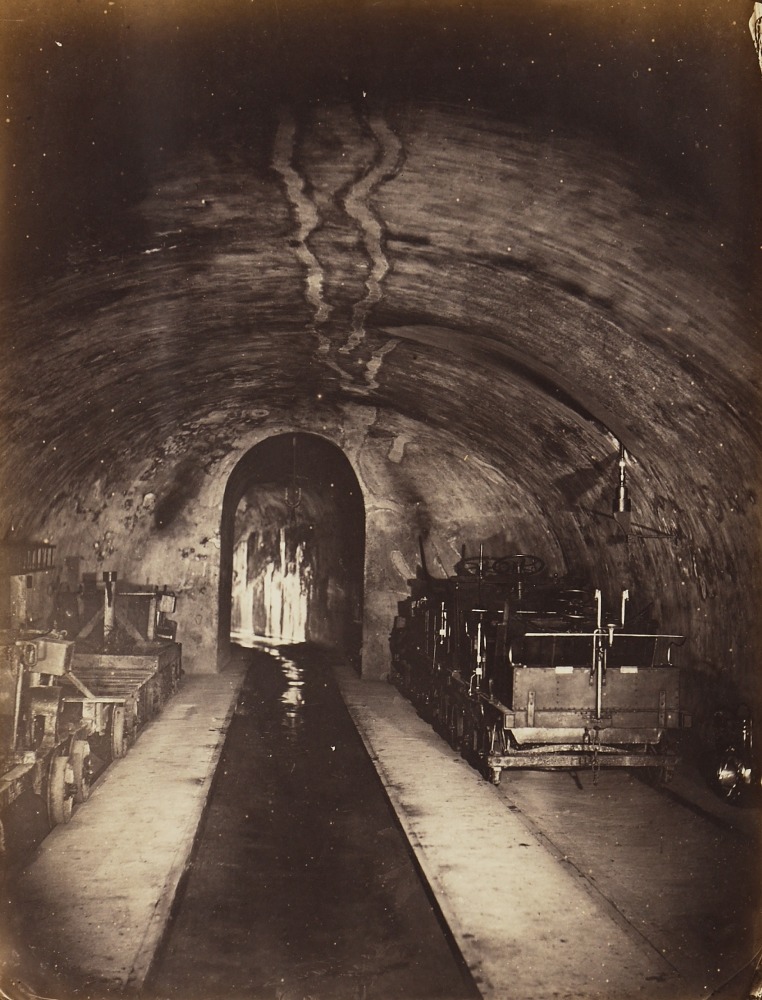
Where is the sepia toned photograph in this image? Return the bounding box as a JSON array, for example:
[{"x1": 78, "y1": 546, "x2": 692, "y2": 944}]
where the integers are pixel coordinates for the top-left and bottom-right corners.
[{"x1": 0, "y1": 1, "x2": 760, "y2": 999}]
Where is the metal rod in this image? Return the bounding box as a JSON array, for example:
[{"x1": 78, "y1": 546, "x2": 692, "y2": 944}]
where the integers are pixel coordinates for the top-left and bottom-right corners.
[{"x1": 11, "y1": 646, "x2": 25, "y2": 750}]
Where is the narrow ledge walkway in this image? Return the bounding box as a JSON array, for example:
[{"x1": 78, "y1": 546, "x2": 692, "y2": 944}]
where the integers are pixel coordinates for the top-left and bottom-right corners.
[
  {"x1": 4, "y1": 663, "x2": 248, "y2": 996},
  {"x1": 333, "y1": 662, "x2": 685, "y2": 1000}
]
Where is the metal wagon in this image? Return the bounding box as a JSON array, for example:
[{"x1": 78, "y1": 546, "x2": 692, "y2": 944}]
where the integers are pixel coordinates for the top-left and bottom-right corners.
[{"x1": 390, "y1": 545, "x2": 691, "y2": 785}]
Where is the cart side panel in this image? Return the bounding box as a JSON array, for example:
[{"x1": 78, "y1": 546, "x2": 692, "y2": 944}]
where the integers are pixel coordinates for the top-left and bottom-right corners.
[{"x1": 510, "y1": 665, "x2": 682, "y2": 738}]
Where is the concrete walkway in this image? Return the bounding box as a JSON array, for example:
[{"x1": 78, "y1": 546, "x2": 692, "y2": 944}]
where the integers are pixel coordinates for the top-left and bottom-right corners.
[
  {"x1": 6, "y1": 664, "x2": 247, "y2": 995},
  {"x1": 5, "y1": 653, "x2": 690, "y2": 1000},
  {"x1": 334, "y1": 663, "x2": 685, "y2": 1000}
]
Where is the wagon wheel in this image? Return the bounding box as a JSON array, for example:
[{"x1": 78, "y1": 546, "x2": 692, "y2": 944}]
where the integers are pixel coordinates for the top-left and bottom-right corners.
[
  {"x1": 558, "y1": 589, "x2": 597, "y2": 618},
  {"x1": 469, "y1": 716, "x2": 482, "y2": 757},
  {"x1": 713, "y1": 752, "x2": 747, "y2": 803},
  {"x1": 70, "y1": 739, "x2": 92, "y2": 803},
  {"x1": 460, "y1": 712, "x2": 476, "y2": 761},
  {"x1": 434, "y1": 688, "x2": 449, "y2": 737},
  {"x1": 457, "y1": 557, "x2": 497, "y2": 578},
  {"x1": 109, "y1": 705, "x2": 127, "y2": 760},
  {"x1": 492, "y1": 554, "x2": 545, "y2": 577},
  {"x1": 466, "y1": 704, "x2": 486, "y2": 759},
  {"x1": 47, "y1": 754, "x2": 75, "y2": 827},
  {"x1": 419, "y1": 687, "x2": 435, "y2": 724},
  {"x1": 453, "y1": 706, "x2": 466, "y2": 750}
]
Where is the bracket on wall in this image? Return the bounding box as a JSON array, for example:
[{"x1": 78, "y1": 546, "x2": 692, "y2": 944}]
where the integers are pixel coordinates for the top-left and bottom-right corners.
[{"x1": 579, "y1": 443, "x2": 675, "y2": 542}]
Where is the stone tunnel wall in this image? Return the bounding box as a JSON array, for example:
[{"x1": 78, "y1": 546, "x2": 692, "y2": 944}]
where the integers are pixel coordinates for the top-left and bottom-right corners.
[
  {"x1": 14, "y1": 394, "x2": 762, "y2": 742},
  {"x1": 20, "y1": 407, "x2": 569, "y2": 679},
  {"x1": 0, "y1": 99, "x2": 759, "y2": 737}
]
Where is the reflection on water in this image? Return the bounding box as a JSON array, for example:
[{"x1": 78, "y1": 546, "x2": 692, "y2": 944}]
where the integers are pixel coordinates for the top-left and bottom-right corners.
[
  {"x1": 279, "y1": 657, "x2": 304, "y2": 729},
  {"x1": 231, "y1": 641, "x2": 307, "y2": 736},
  {"x1": 150, "y1": 642, "x2": 480, "y2": 1000}
]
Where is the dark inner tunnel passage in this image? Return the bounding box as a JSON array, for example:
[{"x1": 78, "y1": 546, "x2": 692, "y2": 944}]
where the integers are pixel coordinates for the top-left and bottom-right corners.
[
  {"x1": 220, "y1": 433, "x2": 366, "y2": 671},
  {"x1": 148, "y1": 645, "x2": 479, "y2": 1000}
]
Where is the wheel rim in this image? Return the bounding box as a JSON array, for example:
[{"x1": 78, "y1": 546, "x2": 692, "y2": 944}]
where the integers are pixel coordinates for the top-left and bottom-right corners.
[
  {"x1": 70, "y1": 740, "x2": 92, "y2": 803},
  {"x1": 47, "y1": 754, "x2": 74, "y2": 826},
  {"x1": 110, "y1": 705, "x2": 126, "y2": 759},
  {"x1": 716, "y1": 754, "x2": 743, "y2": 801}
]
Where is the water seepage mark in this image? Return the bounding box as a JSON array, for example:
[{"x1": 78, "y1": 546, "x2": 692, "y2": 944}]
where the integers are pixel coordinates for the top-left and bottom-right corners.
[
  {"x1": 364, "y1": 338, "x2": 399, "y2": 390},
  {"x1": 271, "y1": 114, "x2": 332, "y2": 335},
  {"x1": 341, "y1": 115, "x2": 405, "y2": 354}
]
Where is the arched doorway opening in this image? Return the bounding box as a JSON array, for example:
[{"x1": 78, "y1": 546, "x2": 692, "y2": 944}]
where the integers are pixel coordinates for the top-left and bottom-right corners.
[{"x1": 218, "y1": 434, "x2": 365, "y2": 669}]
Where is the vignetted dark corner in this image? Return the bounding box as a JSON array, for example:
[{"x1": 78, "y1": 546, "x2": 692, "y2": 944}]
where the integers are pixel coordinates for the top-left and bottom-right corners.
[{"x1": 0, "y1": 2, "x2": 761, "y2": 999}]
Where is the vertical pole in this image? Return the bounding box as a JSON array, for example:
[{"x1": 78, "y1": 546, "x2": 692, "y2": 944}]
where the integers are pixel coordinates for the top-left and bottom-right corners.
[
  {"x1": 594, "y1": 589, "x2": 604, "y2": 721},
  {"x1": 11, "y1": 645, "x2": 25, "y2": 750},
  {"x1": 103, "y1": 571, "x2": 117, "y2": 643},
  {"x1": 620, "y1": 589, "x2": 629, "y2": 626},
  {"x1": 147, "y1": 592, "x2": 158, "y2": 641}
]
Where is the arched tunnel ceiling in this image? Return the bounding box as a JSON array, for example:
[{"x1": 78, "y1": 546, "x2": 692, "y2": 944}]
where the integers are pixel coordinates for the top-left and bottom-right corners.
[
  {"x1": 227, "y1": 432, "x2": 365, "y2": 531},
  {"x1": 0, "y1": 1, "x2": 760, "y2": 684}
]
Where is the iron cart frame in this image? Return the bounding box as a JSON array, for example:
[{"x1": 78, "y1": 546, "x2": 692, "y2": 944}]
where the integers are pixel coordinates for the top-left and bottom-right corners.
[{"x1": 390, "y1": 549, "x2": 691, "y2": 785}]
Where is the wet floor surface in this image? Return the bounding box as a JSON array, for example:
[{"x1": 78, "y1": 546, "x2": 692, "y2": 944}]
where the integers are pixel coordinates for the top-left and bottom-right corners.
[
  {"x1": 147, "y1": 645, "x2": 479, "y2": 1000},
  {"x1": 494, "y1": 768, "x2": 761, "y2": 998}
]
